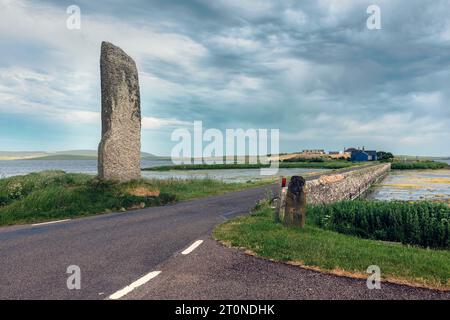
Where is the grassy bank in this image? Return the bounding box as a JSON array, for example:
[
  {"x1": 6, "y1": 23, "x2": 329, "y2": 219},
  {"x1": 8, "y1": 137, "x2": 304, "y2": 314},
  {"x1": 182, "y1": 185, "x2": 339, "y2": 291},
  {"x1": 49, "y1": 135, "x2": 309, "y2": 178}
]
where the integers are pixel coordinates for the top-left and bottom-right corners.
[
  {"x1": 144, "y1": 160, "x2": 358, "y2": 171},
  {"x1": 391, "y1": 161, "x2": 448, "y2": 170},
  {"x1": 308, "y1": 200, "x2": 450, "y2": 249},
  {"x1": 0, "y1": 171, "x2": 268, "y2": 226},
  {"x1": 214, "y1": 201, "x2": 450, "y2": 290}
]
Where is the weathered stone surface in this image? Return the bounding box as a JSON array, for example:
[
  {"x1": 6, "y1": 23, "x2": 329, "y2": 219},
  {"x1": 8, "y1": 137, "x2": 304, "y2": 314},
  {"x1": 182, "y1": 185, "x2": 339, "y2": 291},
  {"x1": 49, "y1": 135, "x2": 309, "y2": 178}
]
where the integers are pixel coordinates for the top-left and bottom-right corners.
[
  {"x1": 98, "y1": 41, "x2": 141, "y2": 181},
  {"x1": 285, "y1": 176, "x2": 306, "y2": 227},
  {"x1": 305, "y1": 163, "x2": 391, "y2": 205}
]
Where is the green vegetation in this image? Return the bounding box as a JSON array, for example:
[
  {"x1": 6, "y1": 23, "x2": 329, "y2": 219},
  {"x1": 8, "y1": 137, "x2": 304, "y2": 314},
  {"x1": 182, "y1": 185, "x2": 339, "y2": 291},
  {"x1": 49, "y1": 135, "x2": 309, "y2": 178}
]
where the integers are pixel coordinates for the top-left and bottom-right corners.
[
  {"x1": 214, "y1": 201, "x2": 450, "y2": 290},
  {"x1": 144, "y1": 160, "x2": 358, "y2": 171},
  {"x1": 394, "y1": 155, "x2": 449, "y2": 161},
  {"x1": 308, "y1": 200, "x2": 450, "y2": 249},
  {"x1": 391, "y1": 161, "x2": 448, "y2": 170},
  {"x1": 0, "y1": 171, "x2": 267, "y2": 226},
  {"x1": 280, "y1": 161, "x2": 358, "y2": 169},
  {"x1": 376, "y1": 151, "x2": 394, "y2": 161}
]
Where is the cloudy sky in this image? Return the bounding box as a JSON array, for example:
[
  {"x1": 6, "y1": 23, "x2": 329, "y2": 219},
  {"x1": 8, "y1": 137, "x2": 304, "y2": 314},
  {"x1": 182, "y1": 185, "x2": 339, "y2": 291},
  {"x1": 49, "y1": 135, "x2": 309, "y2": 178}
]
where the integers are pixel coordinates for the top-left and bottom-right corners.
[{"x1": 0, "y1": 0, "x2": 449, "y2": 156}]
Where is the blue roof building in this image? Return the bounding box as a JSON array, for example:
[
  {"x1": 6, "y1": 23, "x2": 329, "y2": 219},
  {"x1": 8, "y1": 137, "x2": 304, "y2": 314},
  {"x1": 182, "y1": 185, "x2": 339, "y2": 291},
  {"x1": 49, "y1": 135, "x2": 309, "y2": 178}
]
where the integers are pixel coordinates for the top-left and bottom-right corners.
[{"x1": 350, "y1": 149, "x2": 378, "y2": 162}]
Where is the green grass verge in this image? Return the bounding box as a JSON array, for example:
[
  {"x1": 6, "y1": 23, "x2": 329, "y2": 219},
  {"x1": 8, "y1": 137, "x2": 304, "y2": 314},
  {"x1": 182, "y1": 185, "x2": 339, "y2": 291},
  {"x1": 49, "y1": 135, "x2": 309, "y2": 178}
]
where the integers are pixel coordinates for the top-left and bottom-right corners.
[
  {"x1": 214, "y1": 201, "x2": 450, "y2": 290},
  {"x1": 144, "y1": 161, "x2": 358, "y2": 171},
  {"x1": 0, "y1": 171, "x2": 269, "y2": 226},
  {"x1": 309, "y1": 200, "x2": 450, "y2": 249},
  {"x1": 391, "y1": 161, "x2": 448, "y2": 170}
]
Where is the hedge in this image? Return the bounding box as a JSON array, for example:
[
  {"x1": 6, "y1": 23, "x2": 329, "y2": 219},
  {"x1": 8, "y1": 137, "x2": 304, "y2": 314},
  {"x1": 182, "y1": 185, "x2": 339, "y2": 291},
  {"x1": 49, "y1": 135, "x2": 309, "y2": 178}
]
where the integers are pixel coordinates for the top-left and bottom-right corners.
[{"x1": 308, "y1": 200, "x2": 450, "y2": 249}]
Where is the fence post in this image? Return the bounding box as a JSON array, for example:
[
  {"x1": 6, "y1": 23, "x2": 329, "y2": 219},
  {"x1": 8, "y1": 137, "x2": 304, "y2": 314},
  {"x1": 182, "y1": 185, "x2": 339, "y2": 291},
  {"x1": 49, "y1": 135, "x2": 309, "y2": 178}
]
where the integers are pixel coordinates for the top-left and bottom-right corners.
[{"x1": 275, "y1": 177, "x2": 287, "y2": 223}]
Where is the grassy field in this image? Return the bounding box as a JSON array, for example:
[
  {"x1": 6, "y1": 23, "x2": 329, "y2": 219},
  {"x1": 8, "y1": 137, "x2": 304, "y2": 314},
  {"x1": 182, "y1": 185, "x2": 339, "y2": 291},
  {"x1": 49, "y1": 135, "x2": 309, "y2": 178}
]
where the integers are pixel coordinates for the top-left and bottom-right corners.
[
  {"x1": 144, "y1": 160, "x2": 359, "y2": 171},
  {"x1": 391, "y1": 161, "x2": 448, "y2": 170},
  {"x1": 0, "y1": 171, "x2": 269, "y2": 226},
  {"x1": 214, "y1": 201, "x2": 450, "y2": 290}
]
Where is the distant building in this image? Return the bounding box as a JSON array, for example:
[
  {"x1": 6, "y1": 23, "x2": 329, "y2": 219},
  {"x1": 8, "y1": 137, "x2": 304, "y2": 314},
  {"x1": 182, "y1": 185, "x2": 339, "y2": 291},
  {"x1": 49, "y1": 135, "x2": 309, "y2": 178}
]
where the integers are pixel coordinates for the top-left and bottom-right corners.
[
  {"x1": 350, "y1": 149, "x2": 378, "y2": 162},
  {"x1": 302, "y1": 149, "x2": 325, "y2": 154},
  {"x1": 328, "y1": 151, "x2": 340, "y2": 155},
  {"x1": 365, "y1": 150, "x2": 378, "y2": 161},
  {"x1": 351, "y1": 150, "x2": 369, "y2": 161}
]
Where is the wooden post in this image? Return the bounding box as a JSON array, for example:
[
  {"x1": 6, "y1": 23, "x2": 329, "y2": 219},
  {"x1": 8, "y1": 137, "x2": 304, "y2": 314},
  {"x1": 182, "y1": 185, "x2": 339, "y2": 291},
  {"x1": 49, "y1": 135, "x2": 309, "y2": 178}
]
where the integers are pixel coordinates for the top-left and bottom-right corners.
[
  {"x1": 274, "y1": 178, "x2": 281, "y2": 222},
  {"x1": 284, "y1": 176, "x2": 307, "y2": 228},
  {"x1": 275, "y1": 177, "x2": 287, "y2": 223},
  {"x1": 278, "y1": 187, "x2": 288, "y2": 223}
]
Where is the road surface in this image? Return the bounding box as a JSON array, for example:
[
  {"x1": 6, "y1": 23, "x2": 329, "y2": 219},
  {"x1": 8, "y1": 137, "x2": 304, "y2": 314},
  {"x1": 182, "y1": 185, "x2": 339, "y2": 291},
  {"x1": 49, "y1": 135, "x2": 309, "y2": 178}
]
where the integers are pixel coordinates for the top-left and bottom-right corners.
[
  {"x1": 0, "y1": 184, "x2": 276, "y2": 299},
  {"x1": 0, "y1": 175, "x2": 448, "y2": 300}
]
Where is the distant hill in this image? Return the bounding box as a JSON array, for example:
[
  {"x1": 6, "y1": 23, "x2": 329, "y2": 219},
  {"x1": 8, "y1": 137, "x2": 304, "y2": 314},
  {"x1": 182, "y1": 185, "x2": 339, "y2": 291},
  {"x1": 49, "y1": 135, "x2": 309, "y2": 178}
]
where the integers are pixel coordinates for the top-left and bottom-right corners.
[
  {"x1": 0, "y1": 151, "x2": 47, "y2": 160},
  {"x1": 0, "y1": 150, "x2": 163, "y2": 160},
  {"x1": 27, "y1": 154, "x2": 97, "y2": 160},
  {"x1": 47, "y1": 150, "x2": 98, "y2": 157}
]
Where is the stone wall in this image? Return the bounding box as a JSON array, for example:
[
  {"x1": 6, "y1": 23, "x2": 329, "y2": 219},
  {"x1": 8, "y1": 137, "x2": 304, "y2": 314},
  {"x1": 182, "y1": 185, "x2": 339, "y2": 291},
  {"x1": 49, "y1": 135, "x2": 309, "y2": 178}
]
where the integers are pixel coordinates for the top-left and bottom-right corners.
[{"x1": 305, "y1": 163, "x2": 391, "y2": 205}]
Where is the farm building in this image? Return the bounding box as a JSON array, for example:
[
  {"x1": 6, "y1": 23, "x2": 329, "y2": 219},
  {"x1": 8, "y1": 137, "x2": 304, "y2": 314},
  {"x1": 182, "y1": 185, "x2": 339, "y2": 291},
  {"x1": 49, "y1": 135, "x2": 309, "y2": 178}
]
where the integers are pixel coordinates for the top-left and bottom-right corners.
[{"x1": 350, "y1": 149, "x2": 378, "y2": 162}]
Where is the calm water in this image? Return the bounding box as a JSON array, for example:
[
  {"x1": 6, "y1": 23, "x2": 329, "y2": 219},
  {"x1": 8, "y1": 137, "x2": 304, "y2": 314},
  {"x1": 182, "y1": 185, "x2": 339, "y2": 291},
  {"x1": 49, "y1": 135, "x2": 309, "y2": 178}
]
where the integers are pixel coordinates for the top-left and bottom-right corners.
[
  {"x1": 437, "y1": 159, "x2": 450, "y2": 165},
  {"x1": 0, "y1": 160, "x2": 172, "y2": 178},
  {"x1": 0, "y1": 160, "x2": 328, "y2": 183},
  {"x1": 369, "y1": 169, "x2": 450, "y2": 202},
  {"x1": 141, "y1": 168, "x2": 327, "y2": 183}
]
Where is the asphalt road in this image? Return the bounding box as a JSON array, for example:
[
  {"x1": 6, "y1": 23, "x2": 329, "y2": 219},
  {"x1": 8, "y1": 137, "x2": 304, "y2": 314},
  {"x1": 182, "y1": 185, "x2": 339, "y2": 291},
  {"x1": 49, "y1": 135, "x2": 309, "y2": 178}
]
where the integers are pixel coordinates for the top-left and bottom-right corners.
[
  {"x1": 0, "y1": 184, "x2": 277, "y2": 299},
  {"x1": 125, "y1": 238, "x2": 450, "y2": 300},
  {"x1": 0, "y1": 168, "x2": 448, "y2": 300}
]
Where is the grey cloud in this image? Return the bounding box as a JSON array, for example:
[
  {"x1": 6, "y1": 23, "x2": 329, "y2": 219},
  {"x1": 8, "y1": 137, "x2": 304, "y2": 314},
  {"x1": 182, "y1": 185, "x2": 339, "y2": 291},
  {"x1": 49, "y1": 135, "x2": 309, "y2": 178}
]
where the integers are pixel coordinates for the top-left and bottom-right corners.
[{"x1": 2, "y1": 0, "x2": 450, "y2": 155}]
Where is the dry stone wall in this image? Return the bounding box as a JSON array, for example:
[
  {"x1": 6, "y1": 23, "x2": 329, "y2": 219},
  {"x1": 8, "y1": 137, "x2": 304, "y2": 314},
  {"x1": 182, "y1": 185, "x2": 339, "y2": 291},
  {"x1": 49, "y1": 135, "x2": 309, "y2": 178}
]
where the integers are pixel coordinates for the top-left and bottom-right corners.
[{"x1": 305, "y1": 163, "x2": 391, "y2": 205}]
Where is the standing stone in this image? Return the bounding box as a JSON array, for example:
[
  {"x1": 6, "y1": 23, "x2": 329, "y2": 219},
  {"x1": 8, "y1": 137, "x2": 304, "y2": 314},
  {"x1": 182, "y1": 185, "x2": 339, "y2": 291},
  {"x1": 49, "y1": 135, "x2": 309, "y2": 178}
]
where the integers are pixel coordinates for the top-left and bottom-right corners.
[{"x1": 98, "y1": 41, "x2": 141, "y2": 181}]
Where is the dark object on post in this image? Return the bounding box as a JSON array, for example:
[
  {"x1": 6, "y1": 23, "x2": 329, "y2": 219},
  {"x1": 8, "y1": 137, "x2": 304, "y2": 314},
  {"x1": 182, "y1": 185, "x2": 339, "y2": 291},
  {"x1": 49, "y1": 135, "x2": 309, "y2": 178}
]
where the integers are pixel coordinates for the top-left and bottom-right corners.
[{"x1": 284, "y1": 176, "x2": 307, "y2": 228}]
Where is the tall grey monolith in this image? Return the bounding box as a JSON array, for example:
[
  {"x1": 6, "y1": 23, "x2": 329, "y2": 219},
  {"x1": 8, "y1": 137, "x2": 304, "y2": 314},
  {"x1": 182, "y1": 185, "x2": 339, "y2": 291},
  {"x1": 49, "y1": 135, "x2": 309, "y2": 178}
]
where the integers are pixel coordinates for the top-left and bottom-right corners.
[{"x1": 98, "y1": 41, "x2": 141, "y2": 181}]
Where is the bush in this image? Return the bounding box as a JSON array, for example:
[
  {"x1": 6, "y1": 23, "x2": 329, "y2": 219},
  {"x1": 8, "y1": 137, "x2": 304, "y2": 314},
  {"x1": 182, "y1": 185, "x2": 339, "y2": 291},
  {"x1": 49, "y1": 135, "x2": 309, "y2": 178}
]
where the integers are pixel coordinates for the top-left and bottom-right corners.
[
  {"x1": 0, "y1": 171, "x2": 177, "y2": 225},
  {"x1": 377, "y1": 151, "x2": 394, "y2": 161},
  {"x1": 0, "y1": 195, "x2": 7, "y2": 207},
  {"x1": 308, "y1": 200, "x2": 450, "y2": 249},
  {"x1": 391, "y1": 161, "x2": 447, "y2": 170},
  {"x1": 0, "y1": 171, "x2": 91, "y2": 206}
]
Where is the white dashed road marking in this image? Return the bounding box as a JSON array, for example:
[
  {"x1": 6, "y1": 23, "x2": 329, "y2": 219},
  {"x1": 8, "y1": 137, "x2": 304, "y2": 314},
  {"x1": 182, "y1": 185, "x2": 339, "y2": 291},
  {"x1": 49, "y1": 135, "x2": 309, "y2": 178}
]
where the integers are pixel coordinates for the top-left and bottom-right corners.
[
  {"x1": 109, "y1": 271, "x2": 162, "y2": 300},
  {"x1": 181, "y1": 240, "x2": 204, "y2": 255},
  {"x1": 32, "y1": 219, "x2": 71, "y2": 226}
]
